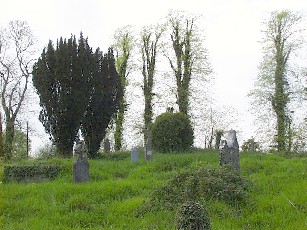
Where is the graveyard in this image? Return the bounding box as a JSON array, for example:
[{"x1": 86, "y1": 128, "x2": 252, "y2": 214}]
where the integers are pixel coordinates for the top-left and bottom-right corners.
[
  {"x1": 0, "y1": 149, "x2": 306, "y2": 229},
  {"x1": 1, "y1": 4, "x2": 306, "y2": 230}
]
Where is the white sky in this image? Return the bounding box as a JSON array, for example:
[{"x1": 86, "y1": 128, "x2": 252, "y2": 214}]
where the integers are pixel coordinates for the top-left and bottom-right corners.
[{"x1": 1, "y1": 0, "x2": 307, "y2": 153}]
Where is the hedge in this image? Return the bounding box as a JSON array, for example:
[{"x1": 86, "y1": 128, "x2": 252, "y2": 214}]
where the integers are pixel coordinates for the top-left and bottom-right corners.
[{"x1": 3, "y1": 164, "x2": 60, "y2": 183}]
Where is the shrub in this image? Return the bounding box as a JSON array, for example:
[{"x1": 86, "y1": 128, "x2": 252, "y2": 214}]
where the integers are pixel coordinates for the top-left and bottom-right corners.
[
  {"x1": 140, "y1": 166, "x2": 249, "y2": 213},
  {"x1": 151, "y1": 112, "x2": 193, "y2": 153},
  {"x1": 3, "y1": 164, "x2": 60, "y2": 183},
  {"x1": 176, "y1": 201, "x2": 211, "y2": 230},
  {"x1": 241, "y1": 138, "x2": 260, "y2": 152},
  {"x1": 34, "y1": 143, "x2": 58, "y2": 159}
]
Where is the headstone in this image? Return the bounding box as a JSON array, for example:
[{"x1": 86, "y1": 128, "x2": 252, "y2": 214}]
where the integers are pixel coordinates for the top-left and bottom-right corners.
[
  {"x1": 131, "y1": 147, "x2": 139, "y2": 163},
  {"x1": 219, "y1": 129, "x2": 240, "y2": 172},
  {"x1": 104, "y1": 138, "x2": 111, "y2": 153},
  {"x1": 145, "y1": 128, "x2": 152, "y2": 161},
  {"x1": 73, "y1": 140, "x2": 89, "y2": 183}
]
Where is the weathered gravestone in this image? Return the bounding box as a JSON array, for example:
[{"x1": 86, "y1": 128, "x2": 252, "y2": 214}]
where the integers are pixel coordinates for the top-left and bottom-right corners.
[
  {"x1": 104, "y1": 138, "x2": 111, "y2": 153},
  {"x1": 131, "y1": 147, "x2": 139, "y2": 163},
  {"x1": 145, "y1": 128, "x2": 152, "y2": 161},
  {"x1": 73, "y1": 140, "x2": 90, "y2": 183},
  {"x1": 219, "y1": 129, "x2": 240, "y2": 172}
]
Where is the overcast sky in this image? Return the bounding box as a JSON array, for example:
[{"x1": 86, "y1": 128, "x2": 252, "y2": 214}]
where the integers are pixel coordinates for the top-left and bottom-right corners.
[{"x1": 1, "y1": 0, "x2": 307, "y2": 153}]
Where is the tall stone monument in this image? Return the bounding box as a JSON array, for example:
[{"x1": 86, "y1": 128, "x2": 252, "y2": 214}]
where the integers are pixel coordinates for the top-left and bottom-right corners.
[
  {"x1": 219, "y1": 129, "x2": 240, "y2": 172},
  {"x1": 145, "y1": 128, "x2": 152, "y2": 161},
  {"x1": 73, "y1": 140, "x2": 90, "y2": 183}
]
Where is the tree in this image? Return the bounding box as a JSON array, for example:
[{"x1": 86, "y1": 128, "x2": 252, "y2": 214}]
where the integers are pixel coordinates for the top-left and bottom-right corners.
[
  {"x1": 112, "y1": 26, "x2": 134, "y2": 151},
  {"x1": 81, "y1": 48, "x2": 122, "y2": 158},
  {"x1": 33, "y1": 34, "x2": 92, "y2": 157},
  {"x1": 165, "y1": 11, "x2": 211, "y2": 115},
  {"x1": 250, "y1": 10, "x2": 304, "y2": 152},
  {"x1": 4, "y1": 128, "x2": 30, "y2": 160},
  {"x1": 0, "y1": 21, "x2": 35, "y2": 161},
  {"x1": 241, "y1": 138, "x2": 260, "y2": 152},
  {"x1": 140, "y1": 26, "x2": 163, "y2": 143}
]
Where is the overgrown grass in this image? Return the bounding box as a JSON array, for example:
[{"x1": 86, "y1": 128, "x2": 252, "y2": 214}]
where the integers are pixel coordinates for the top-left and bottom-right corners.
[{"x1": 0, "y1": 150, "x2": 306, "y2": 229}]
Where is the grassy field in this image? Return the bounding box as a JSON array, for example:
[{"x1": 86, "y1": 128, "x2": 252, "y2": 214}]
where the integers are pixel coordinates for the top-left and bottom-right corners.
[{"x1": 0, "y1": 150, "x2": 306, "y2": 229}]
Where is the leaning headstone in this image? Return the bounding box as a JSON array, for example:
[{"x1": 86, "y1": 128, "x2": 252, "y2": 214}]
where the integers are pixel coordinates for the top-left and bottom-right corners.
[
  {"x1": 73, "y1": 140, "x2": 89, "y2": 183},
  {"x1": 219, "y1": 129, "x2": 240, "y2": 172},
  {"x1": 131, "y1": 147, "x2": 139, "y2": 163},
  {"x1": 104, "y1": 138, "x2": 111, "y2": 153},
  {"x1": 145, "y1": 128, "x2": 152, "y2": 161}
]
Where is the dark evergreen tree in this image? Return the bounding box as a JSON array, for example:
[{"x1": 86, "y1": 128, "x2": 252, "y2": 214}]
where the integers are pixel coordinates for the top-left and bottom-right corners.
[
  {"x1": 81, "y1": 48, "x2": 123, "y2": 158},
  {"x1": 33, "y1": 34, "x2": 92, "y2": 157}
]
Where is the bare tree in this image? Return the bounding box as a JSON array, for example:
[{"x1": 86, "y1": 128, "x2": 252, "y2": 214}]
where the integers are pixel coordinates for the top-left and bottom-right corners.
[{"x1": 0, "y1": 20, "x2": 36, "y2": 161}]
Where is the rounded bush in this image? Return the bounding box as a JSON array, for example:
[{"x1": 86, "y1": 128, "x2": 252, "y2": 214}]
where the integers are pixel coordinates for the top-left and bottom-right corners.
[
  {"x1": 176, "y1": 201, "x2": 211, "y2": 230},
  {"x1": 151, "y1": 112, "x2": 193, "y2": 153}
]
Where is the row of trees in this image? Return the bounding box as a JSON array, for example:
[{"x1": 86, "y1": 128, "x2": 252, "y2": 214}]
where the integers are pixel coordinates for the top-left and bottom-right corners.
[
  {"x1": 0, "y1": 10, "x2": 305, "y2": 161},
  {"x1": 113, "y1": 10, "x2": 306, "y2": 153},
  {"x1": 112, "y1": 11, "x2": 212, "y2": 148}
]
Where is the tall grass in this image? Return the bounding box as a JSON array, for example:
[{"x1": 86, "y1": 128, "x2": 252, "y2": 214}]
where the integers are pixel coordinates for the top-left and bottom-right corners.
[{"x1": 0, "y1": 151, "x2": 306, "y2": 229}]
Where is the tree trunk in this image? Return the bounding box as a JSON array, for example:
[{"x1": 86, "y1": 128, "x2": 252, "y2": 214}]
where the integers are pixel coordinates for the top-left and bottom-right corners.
[
  {"x1": 114, "y1": 98, "x2": 125, "y2": 151},
  {"x1": 144, "y1": 88, "x2": 153, "y2": 145},
  {"x1": 57, "y1": 147, "x2": 73, "y2": 158},
  {"x1": 273, "y1": 39, "x2": 288, "y2": 152},
  {"x1": 0, "y1": 112, "x2": 4, "y2": 159},
  {"x1": 177, "y1": 87, "x2": 189, "y2": 115},
  {"x1": 4, "y1": 119, "x2": 15, "y2": 161}
]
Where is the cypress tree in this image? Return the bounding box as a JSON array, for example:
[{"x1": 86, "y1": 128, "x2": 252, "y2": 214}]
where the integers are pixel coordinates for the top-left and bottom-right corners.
[
  {"x1": 81, "y1": 48, "x2": 123, "y2": 158},
  {"x1": 33, "y1": 34, "x2": 92, "y2": 157}
]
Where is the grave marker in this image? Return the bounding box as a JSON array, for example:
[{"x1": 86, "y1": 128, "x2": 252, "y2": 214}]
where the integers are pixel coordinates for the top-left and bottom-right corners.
[
  {"x1": 131, "y1": 147, "x2": 139, "y2": 163},
  {"x1": 219, "y1": 129, "x2": 240, "y2": 172},
  {"x1": 104, "y1": 138, "x2": 111, "y2": 153},
  {"x1": 73, "y1": 140, "x2": 89, "y2": 183}
]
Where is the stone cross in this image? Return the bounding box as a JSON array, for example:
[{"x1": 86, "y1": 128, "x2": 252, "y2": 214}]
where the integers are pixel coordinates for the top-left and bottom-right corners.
[
  {"x1": 73, "y1": 140, "x2": 89, "y2": 183},
  {"x1": 145, "y1": 128, "x2": 152, "y2": 161},
  {"x1": 219, "y1": 129, "x2": 240, "y2": 172},
  {"x1": 131, "y1": 147, "x2": 139, "y2": 163},
  {"x1": 104, "y1": 138, "x2": 111, "y2": 153}
]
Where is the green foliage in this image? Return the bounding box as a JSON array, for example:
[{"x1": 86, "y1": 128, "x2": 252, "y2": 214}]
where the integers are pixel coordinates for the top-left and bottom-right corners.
[
  {"x1": 34, "y1": 143, "x2": 57, "y2": 159},
  {"x1": 32, "y1": 34, "x2": 92, "y2": 157},
  {"x1": 3, "y1": 164, "x2": 60, "y2": 183},
  {"x1": 141, "y1": 165, "x2": 249, "y2": 213},
  {"x1": 113, "y1": 28, "x2": 133, "y2": 151},
  {"x1": 250, "y1": 10, "x2": 303, "y2": 153},
  {"x1": 141, "y1": 27, "x2": 163, "y2": 143},
  {"x1": 33, "y1": 35, "x2": 122, "y2": 158},
  {"x1": 152, "y1": 112, "x2": 194, "y2": 152},
  {"x1": 166, "y1": 11, "x2": 211, "y2": 115},
  {"x1": 3, "y1": 129, "x2": 30, "y2": 160},
  {"x1": 176, "y1": 201, "x2": 211, "y2": 230},
  {"x1": 81, "y1": 48, "x2": 123, "y2": 159},
  {"x1": 242, "y1": 138, "x2": 261, "y2": 152}
]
